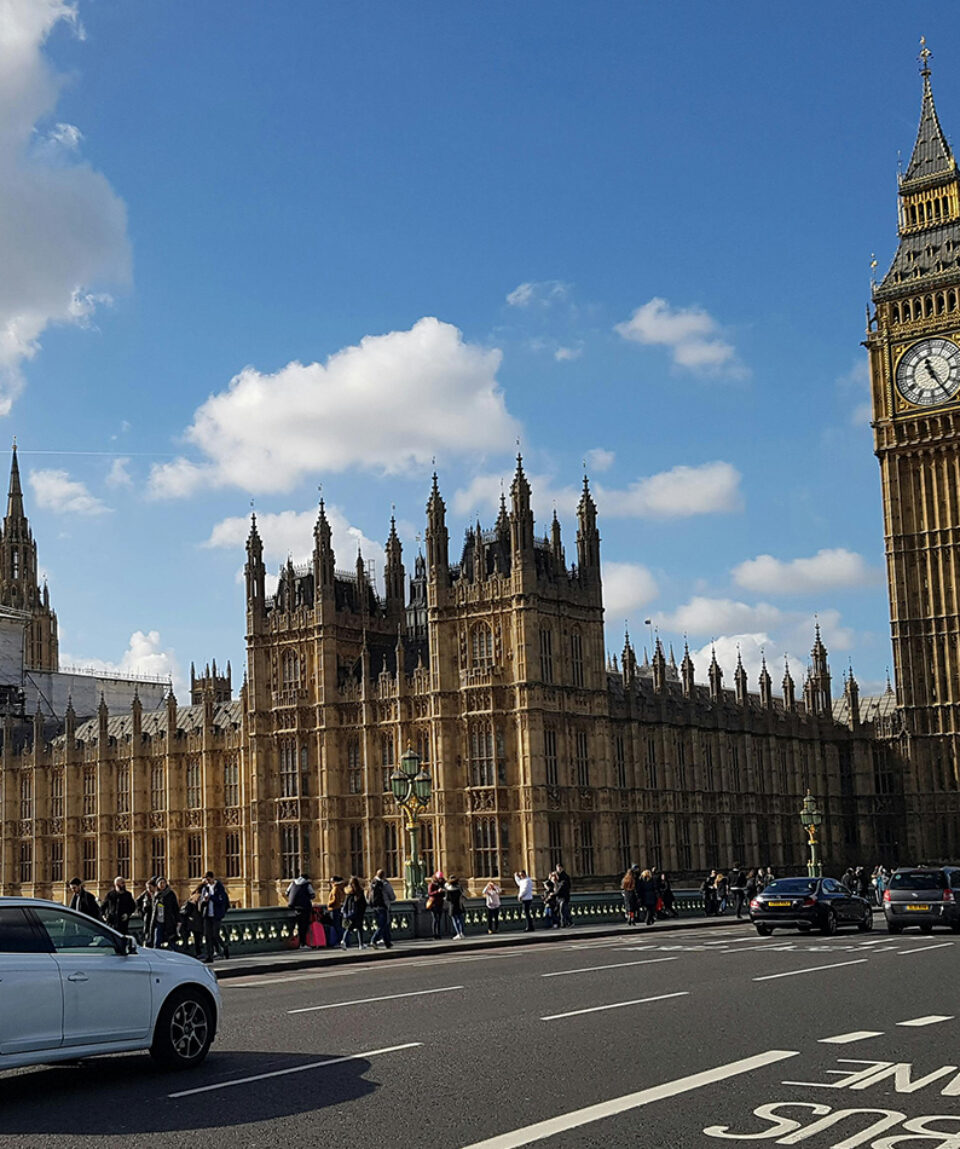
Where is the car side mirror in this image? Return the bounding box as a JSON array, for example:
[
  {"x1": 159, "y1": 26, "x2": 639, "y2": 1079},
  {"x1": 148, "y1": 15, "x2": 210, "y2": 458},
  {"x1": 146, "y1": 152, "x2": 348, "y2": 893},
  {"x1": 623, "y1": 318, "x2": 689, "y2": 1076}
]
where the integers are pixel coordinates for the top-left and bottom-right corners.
[{"x1": 118, "y1": 935, "x2": 137, "y2": 956}]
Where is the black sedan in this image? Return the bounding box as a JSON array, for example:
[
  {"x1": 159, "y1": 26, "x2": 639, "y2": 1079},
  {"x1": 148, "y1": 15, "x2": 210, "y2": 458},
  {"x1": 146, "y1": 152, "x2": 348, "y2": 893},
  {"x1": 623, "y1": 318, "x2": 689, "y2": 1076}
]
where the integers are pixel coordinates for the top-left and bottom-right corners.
[{"x1": 749, "y1": 876, "x2": 874, "y2": 936}]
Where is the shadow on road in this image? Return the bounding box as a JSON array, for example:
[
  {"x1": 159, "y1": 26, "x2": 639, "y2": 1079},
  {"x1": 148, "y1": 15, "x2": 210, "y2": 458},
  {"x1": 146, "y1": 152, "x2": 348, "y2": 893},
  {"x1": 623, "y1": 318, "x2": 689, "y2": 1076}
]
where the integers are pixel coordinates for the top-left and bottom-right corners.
[{"x1": 0, "y1": 1049, "x2": 379, "y2": 1134}]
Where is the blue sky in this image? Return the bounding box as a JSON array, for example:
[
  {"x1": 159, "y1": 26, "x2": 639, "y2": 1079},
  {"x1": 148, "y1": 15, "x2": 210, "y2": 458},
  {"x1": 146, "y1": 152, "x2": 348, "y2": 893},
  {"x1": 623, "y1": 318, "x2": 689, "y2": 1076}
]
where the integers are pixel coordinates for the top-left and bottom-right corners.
[{"x1": 1, "y1": 2, "x2": 952, "y2": 699}]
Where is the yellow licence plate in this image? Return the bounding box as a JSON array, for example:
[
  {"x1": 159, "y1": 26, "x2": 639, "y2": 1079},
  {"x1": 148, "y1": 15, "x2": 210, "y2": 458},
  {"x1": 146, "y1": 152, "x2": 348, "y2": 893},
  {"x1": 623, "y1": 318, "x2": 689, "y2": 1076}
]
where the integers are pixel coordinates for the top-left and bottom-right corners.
[
  {"x1": 907, "y1": 904, "x2": 931, "y2": 911},
  {"x1": 768, "y1": 901, "x2": 792, "y2": 907}
]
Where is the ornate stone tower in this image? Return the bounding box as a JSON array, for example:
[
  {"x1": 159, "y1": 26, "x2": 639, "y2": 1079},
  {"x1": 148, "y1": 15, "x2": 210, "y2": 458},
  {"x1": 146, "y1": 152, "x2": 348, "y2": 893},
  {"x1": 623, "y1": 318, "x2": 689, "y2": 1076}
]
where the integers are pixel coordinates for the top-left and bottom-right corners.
[
  {"x1": 0, "y1": 445, "x2": 58, "y2": 672},
  {"x1": 867, "y1": 43, "x2": 960, "y2": 857}
]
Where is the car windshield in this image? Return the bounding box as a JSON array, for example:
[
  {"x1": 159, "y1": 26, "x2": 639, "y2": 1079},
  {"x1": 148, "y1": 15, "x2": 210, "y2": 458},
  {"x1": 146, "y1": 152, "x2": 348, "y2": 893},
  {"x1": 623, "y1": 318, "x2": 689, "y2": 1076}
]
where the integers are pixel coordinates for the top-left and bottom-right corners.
[
  {"x1": 889, "y1": 871, "x2": 946, "y2": 891},
  {"x1": 763, "y1": 879, "x2": 817, "y2": 895}
]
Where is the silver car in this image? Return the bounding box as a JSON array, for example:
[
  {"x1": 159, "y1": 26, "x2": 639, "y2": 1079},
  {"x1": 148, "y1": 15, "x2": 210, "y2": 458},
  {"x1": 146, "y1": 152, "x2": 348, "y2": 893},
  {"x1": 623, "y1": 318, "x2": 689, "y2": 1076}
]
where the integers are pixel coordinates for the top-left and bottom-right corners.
[
  {"x1": 0, "y1": 897, "x2": 221, "y2": 1072},
  {"x1": 883, "y1": 867, "x2": 960, "y2": 934}
]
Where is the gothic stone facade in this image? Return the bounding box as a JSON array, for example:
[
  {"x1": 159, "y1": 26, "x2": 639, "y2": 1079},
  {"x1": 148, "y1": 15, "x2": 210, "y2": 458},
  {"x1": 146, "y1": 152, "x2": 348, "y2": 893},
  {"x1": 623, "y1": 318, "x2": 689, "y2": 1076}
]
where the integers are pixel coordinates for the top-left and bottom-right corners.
[{"x1": 0, "y1": 459, "x2": 899, "y2": 907}]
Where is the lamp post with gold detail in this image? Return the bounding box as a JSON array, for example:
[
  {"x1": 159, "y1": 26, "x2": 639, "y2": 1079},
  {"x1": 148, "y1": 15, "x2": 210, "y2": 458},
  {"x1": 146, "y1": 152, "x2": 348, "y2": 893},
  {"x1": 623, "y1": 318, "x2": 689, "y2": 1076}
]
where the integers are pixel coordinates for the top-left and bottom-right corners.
[
  {"x1": 800, "y1": 789, "x2": 823, "y2": 879},
  {"x1": 390, "y1": 746, "x2": 432, "y2": 899}
]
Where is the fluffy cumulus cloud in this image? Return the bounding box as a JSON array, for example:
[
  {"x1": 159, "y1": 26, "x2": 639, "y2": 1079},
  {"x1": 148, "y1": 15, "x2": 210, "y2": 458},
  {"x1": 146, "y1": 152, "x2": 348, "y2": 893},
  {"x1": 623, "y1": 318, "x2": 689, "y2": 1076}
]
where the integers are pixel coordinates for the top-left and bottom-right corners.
[
  {"x1": 615, "y1": 297, "x2": 744, "y2": 376},
  {"x1": 205, "y1": 504, "x2": 385, "y2": 587},
  {"x1": 0, "y1": 1, "x2": 131, "y2": 411},
  {"x1": 655, "y1": 596, "x2": 784, "y2": 636},
  {"x1": 105, "y1": 456, "x2": 132, "y2": 488},
  {"x1": 732, "y1": 548, "x2": 880, "y2": 595},
  {"x1": 453, "y1": 461, "x2": 742, "y2": 521},
  {"x1": 28, "y1": 467, "x2": 108, "y2": 515},
  {"x1": 602, "y1": 561, "x2": 659, "y2": 616},
  {"x1": 506, "y1": 280, "x2": 571, "y2": 308},
  {"x1": 62, "y1": 630, "x2": 179, "y2": 690},
  {"x1": 149, "y1": 318, "x2": 519, "y2": 498},
  {"x1": 585, "y1": 447, "x2": 615, "y2": 472}
]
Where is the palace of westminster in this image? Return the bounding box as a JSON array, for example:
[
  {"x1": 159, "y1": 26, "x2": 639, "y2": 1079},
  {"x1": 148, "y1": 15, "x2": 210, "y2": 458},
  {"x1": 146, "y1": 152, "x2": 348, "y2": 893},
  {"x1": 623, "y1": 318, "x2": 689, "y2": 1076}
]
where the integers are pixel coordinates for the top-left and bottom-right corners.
[{"x1": 2, "y1": 59, "x2": 960, "y2": 905}]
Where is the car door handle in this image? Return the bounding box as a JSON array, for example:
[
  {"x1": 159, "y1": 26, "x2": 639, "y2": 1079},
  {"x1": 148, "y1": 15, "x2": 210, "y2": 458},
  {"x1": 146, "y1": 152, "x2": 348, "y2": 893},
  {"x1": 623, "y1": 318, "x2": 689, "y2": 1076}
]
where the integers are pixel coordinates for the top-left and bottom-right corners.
[{"x1": 66, "y1": 972, "x2": 89, "y2": 983}]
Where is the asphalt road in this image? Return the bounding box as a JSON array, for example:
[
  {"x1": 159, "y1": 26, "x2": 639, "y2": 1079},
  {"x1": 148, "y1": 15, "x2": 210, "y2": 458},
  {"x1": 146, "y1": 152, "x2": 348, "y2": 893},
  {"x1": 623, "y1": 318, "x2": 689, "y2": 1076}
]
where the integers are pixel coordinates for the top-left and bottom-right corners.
[{"x1": 2, "y1": 919, "x2": 959, "y2": 1148}]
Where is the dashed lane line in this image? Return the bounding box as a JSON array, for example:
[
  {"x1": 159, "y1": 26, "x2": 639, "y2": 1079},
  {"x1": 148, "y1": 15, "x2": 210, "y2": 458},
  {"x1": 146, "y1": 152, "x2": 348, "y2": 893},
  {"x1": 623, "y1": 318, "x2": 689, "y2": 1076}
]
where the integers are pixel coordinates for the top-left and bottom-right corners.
[
  {"x1": 541, "y1": 956, "x2": 679, "y2": 978},
  {"x1": 753, "y1": 958, "x2": 869, "y2": 982},
  {"x1": 459, "y1": 1049, "x2": 799, "y2": 1147},
  {"x1": 818, "y1": 1030, "x2": 884, "y2": 1044},
  {"x1": 898, "y1": 1014, "x2": 955, "y2": 1027},
  {"x1": 541, "y1": 991, "x2": 689, "y2": 1021},
  {"x1": 167, "y1": 1042, "x2": 423, "y2": 1098},
  {"x1": 898, "y1": 942, "x2": 955, "y2": 956},
  {"x1": 288, "y1": 985, "x2": 464, "y2": 1014}
]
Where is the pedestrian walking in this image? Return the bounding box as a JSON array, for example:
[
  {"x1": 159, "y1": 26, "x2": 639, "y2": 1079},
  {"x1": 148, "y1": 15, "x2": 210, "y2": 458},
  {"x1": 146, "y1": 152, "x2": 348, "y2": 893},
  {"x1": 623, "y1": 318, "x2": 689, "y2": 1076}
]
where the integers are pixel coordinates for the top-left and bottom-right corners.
[
  {"x1": 427, "y1": 871, "x2": 447, "y2": 939},
  {"x1": 199, "y1": 869, "x2": 229, "y2": 963},
  {"x1": 68, "y1": 877, "x2": 102, "y2": 920},
  {"x1": 542, "y1": 871, "x2": 558, "y2": 928},
  {"x1": 178, "y1": 886, "x2": 205, "y2": 957},
  {"x1": 700, "y1": 870, "x2": 718, "y2": 916},
  {"x1": 658, "y1": 872, "x2": 679, "y2": 918},
  {"x1": 327, "y1": 875, "x2": 346, "y2": 945},
  {"x1": 555, "y1": 862, "x2": 572, "y2": 927},
  {"x1": 340, "y1": 876, "x2": 367, "y2": 950},
  {"x1": 483, "y1": 880, "x2": 501, "y2": 933},
  {"x1": 287, "y1": 872, "x2": 315, "y2": 948},
  {"x1": 445, "y1": 875, "x2": 466, "y2": 939},
  {"x1": 152, "y1": 877, "x2": 180, "y2": 948},
  {"x1": 136, "y1": 878, "x2": 158, "y2": 944},
  {"x1": 514, "y1": 869, "x2": 535, "y2": 931},
  {"x1": 369, "y1": 868, "x2": 396, "y2": 949},
  {"x1": 715, "y1": 872, "x2": 729, "y2": 915},
  {"x1": 621, "y1": 866, "x2": 639, "y2": 925},
  {"x1": 637, "y1": 868, "x2": 658, "y2": 926},
  {"x1": 100, "y1": 876, "x2": 135, "y2": 933},
  {"x1": 728, "y1": 866, "x2": 746, "y2": 919},
  {"x1": 745, "y1": 868, "x2": 758, "y2": 908}
]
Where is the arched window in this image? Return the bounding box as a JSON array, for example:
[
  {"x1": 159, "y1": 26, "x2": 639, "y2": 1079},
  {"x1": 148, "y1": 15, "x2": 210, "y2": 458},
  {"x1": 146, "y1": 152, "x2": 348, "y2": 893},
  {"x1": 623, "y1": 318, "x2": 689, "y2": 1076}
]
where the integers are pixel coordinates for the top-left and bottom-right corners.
[
  {"x1": 282, "y1": 649, "x2": 300, "y2": 686},
  {"x1": 950, "y1": 291, "x2": 957, "y2": 312},
  {"x1": 938, "y1": 293, "x2": 946, "y2": 315},
  {"x1": 471, "y1": 623, "x2": 493, "y2": 667},
  {"x1": 469, "y1": 721, "x2": 495, "y2": 787}
]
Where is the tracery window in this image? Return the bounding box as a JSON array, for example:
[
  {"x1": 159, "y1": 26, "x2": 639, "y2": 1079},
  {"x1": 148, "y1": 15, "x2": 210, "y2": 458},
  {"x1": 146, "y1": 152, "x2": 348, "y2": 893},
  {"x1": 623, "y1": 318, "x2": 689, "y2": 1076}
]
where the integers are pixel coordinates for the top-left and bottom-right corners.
[
  {"x1": 223, "y1": 757, "x2": 239, "y2": 807},
  {"x1": 471, "y1": 623, "x2": 493, "y2": 667},
  {"x1": 348, "y1": 739, "x2": 363, "y2": 794},
  {"x1": 117, "y1": 764, "x2": 130, "y2": 814},
  {"x1": 469, "y1": 721, "x2": 495, "y2": 787},
  {"x1": 282, "y1": 649, "x2": 300, "y2": 686},
  {"x1": 280, "y1": 740, "x2": 299, "y2": 798},
  {"x1": 82, "y1": 767, "x2": 96, "y2": 817},
  {"x1": 570, "y1": 631, "x2": 584, "y2": 688},
  {"x1": 19, "y1": 772, "x2": 33, "y2": 820},
  {"x1": 472, "y1": 817, "x2": 500, "y2": 876},
  {"x1": 186, "y1": 760, "x2": 202, "y2": 809}
]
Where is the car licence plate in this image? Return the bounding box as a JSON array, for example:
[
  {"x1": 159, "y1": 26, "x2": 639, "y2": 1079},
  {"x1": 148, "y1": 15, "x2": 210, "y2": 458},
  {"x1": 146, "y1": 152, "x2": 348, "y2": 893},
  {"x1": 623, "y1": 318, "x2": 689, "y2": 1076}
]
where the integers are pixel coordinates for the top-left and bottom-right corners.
[
  {"x1": 768, "y1": 901, "x2": 792, "y2": 907},
  {"x1": 906, "y1": 904, "x2": 931, "y2": 911}
]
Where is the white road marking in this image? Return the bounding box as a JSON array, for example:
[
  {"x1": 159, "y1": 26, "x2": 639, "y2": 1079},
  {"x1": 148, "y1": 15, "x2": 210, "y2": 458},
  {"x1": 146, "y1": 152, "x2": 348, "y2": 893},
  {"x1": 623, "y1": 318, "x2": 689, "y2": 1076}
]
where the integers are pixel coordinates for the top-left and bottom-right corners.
[
  {"x1": 541, "y1": 956, "x2": 679, "y2": 978},
  {"x1": 459, "y1": 1048, "x2": 799, "y2": 1148},
  {"x1": 818, "y1": 1030, "x2": 884, "y2": 1044},
  {"x1": 167, "y1": 1042, "x2": 422, "y2": 1097},
  {"x1": 753, "y1": 958, "x2": 868, "y2": 982},
  {"x1": 223, "y1": 969, "x2": 361, "y2": 987},
  {"x1": 541, "y1": 991, "x2": 689, "y2": 1021},
  {"x1": 858, "y1": 938, "x2": 893, "y2": 947},
  {"x1": 898, "y1": 942, "x2": 955, "y2": 956},
  {"x1": 898, "y1": 1014, "x2": 955, "y2": 1027},
  {"x1": 288, "y1": 985, "x2": 463, "y2": 1014}
]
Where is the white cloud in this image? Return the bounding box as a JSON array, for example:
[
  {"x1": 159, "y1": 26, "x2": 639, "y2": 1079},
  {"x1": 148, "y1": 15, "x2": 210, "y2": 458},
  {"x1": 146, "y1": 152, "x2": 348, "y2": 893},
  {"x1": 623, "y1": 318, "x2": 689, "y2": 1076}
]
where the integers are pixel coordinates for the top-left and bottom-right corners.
[
  {"x1": 506, "y1": 280, "x2": 570, "y2": 308},
  {"x1": 602, "y1": 561, "x2": 659, "y2": 615},
  {"x1": 688, "y1": 634, "x2": 809, "y2": 692},
  {"x1": 655, "y1": 596, "x2": 785, "y2": 636},
  {"x1": 28, "y1": 467, "x2": 108, "y2": 515},
  {"x1": 554, "y1": 345, "x2": 582, "y2": 362},
  {"x1": 453, "y1": 460, "x2": 742, "y2": 521},
  {"x1": 0, "y1": 1, "x2": 130, "y2": 412},
  {"x1": 732, "y1": 548, "x2": 880, "y2": 595},
  {"x1": 204, "y1": 504, "x2": 385, "y2": 587},
  {"x1": 585, "y1": 447, "x2": 615, "y2": 472},
  {"x1": 149, "y1": 317, "x2": 519, "y2": 498},
  {"x1": 62, "y1": 630, "x2": 179, "y2": 691},
  {"x1": 105, "y1": 457, "x2": 132, "y2": 488},
  {"x1": 837, "y1": 357, "x2": 872, "y2": 426},
  {"x1": 614, "y1": 297, "x2": 744, "y2": 376}
]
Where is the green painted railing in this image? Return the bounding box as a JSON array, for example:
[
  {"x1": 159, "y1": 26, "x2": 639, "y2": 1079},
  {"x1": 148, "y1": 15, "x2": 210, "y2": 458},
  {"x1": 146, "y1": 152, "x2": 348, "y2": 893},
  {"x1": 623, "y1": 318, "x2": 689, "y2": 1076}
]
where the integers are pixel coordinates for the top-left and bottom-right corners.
[{"x1": 129, "y1": 888, "x2": 710, "y2": 954}]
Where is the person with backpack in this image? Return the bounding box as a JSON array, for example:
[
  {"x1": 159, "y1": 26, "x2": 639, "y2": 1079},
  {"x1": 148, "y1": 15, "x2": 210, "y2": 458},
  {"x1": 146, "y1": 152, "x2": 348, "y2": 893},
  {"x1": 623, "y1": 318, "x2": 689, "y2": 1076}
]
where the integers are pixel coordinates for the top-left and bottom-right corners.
[
  {"x1": 444, "y1": 875, "x2": 467, "y2": 940},
  {"x1": 369, "y1": 868, "x2": 396, "y2": 949},
  {"x1": 340, "y1": 876, "x2": 367, "y2": 950},
  {"x1": 287, "y1": 873, "x2": 315, "y2": 948}
]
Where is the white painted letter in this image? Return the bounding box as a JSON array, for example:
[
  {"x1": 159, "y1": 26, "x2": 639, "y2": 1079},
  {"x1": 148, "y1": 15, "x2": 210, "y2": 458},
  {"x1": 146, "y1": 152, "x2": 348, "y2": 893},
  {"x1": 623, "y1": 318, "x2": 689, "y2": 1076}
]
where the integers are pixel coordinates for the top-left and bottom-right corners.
[{"x1": 704, "y1": 1102, "x2": 831, "y2": 1140}]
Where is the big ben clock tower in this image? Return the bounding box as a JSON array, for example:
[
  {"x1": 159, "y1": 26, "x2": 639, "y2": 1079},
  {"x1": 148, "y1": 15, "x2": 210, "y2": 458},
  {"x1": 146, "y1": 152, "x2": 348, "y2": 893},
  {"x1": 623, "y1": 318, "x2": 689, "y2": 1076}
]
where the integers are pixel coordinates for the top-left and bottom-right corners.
[{"x1": 868, "y1": 42, "x2": 960, "y2": 858}]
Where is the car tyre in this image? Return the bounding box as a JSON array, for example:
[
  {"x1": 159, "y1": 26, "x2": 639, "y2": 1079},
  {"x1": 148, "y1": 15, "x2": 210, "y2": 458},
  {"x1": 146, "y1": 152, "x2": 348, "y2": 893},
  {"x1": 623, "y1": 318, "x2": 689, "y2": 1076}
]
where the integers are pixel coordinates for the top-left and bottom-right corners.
[
  {"x1": 150, "y1": 987, "x2": 215, "y2": 1070},
  {"x1": 755, "y1": 923, "x2": 773, "y2": 936},
  {"x1": 920, "y1": 923, "x2": 934, "y2": 934},
  {"x1": 950, "y1": 922, "x2": 960, "y2": 934},
  {"x1": 886, "y1": 921, "x2": 903, "y2": 934},
  {"x1": 857, "y1": 910, "x2": 874, "y2": 933},
  {"x1": 797, "y1": 923, "x2": 812, "y2": 933},
  {"x1": 821, "y1": 909, "x2": 838, "y2": 936}
]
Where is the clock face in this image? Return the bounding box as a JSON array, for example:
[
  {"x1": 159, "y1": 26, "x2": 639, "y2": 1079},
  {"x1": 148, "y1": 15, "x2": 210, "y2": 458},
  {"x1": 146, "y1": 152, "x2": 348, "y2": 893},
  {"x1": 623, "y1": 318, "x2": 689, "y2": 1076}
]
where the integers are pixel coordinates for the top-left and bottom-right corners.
[{"x1": 896, "y1": 338, "x2": 960, "y2": 407}]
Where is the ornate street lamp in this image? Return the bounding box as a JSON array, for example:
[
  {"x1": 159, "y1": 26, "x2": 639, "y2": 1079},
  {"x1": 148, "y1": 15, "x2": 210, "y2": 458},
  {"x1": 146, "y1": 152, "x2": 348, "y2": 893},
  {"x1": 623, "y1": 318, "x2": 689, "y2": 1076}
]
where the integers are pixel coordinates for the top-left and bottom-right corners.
[
  {"x1": 390, "y1": 746, "x2": 433, "y2": 898},
  {"x1": 800, "y1": 789, "x2": 823, "y2": 879}
]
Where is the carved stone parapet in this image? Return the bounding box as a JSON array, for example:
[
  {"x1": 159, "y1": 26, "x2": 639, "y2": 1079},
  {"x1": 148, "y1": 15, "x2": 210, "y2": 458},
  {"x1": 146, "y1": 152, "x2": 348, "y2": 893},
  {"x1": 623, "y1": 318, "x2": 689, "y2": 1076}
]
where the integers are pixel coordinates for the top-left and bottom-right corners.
[{"x1": 149, "y1": 812, "x2": 166, "y2": 830}]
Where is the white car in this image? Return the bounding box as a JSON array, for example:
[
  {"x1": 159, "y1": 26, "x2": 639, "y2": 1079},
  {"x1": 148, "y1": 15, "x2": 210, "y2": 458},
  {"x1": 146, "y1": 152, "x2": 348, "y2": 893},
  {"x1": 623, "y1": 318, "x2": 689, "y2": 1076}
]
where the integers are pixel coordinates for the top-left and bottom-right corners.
[{"x1": 0, "y1": 896, "x2": 221, "y2": 1071}]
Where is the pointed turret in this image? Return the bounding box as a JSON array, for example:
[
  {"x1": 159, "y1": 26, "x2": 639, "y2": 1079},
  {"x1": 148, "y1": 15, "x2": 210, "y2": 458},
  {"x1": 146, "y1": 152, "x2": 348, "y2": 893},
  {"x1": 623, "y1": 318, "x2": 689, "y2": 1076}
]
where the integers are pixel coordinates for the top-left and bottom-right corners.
[
  {"x1": 384, "y1": 515, "x2": 405, "y2": 613},
  {"x1": 131, "y1": 686, "x2": 143, "y2": 743},
  {"x1": 844, "y1": 662, "x2": 861, "y2": 729},
  {"x1": 652, "y1": 637, "x2": 666, "y2": 693},
  {"x1": 245, "y1": 511, "x2": 266, "y2": 613},
  {"x1": 621, "y1": 628, "x2": 637, "y2": 687},
  {"x1": 807, "y1": 621, "x2": 832, "y2": 718},
  {"x1": 758, "y1": 653, "x2": 773, "y2": 710},
  {"x1": 550, "y1": 509, "x2": 564, "y2": 566},
  {"x1": 510, "y1": 454, "x2": 534, "y2": 565},
  {"x1": 782, "y1": 657, "x2": 796, "y2": 713},
  {"x1": 313, "y1": 499, "x2": 335, "y2": 592},
  {"x1": 681, "y1": 642, "x2": 695, "y2": 698},
  {"x1": 904, "y1": 43, "x2": 953, "y2": 184},
  {"x1": 6, "y1": 442, "x2": 24, "y2": 521},
  {"x1": 734, "y1": 648, "x2": 748, "y2": 706},
  {"x1": 708, "y1": 647, "x2": 723, "y2": 702},
  {"x1": 98, "y1": 692, "x2": 109, "y2": 746},
  {"x1": 576, "y1": 472, "x2": 600, "y2": 579},
  {"x1": 425, "y1": 472, "x2": 449, "y2": 585}
]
